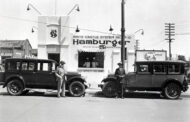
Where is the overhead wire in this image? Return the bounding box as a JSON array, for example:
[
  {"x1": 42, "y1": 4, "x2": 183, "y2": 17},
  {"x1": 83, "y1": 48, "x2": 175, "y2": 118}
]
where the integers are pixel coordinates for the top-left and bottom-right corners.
[{"x1": 0, "y1": 14, "x2": 117, "y2": 35}]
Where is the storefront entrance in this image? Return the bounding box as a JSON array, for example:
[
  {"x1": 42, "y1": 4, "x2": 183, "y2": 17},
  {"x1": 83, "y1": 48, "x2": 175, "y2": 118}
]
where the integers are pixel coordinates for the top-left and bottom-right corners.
[{"x1": 48, "y1": 53, "x2": 60, "y2": 63}]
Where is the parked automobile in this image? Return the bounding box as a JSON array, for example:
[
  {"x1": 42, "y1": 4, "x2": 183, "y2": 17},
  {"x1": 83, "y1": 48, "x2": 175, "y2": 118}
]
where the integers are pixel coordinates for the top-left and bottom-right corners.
[
  {"x1": 0, "y1": 58, "x2": 87, "y2": 97},
  {"x1": 99, "y1": 61, "x2": 189, "y2": 99}
]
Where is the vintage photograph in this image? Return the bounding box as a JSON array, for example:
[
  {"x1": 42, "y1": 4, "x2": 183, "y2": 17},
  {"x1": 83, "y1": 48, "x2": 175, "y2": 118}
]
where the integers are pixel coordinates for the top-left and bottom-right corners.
[{"x1": 0, "y1": 0, "x2": 190, "y2": 122}]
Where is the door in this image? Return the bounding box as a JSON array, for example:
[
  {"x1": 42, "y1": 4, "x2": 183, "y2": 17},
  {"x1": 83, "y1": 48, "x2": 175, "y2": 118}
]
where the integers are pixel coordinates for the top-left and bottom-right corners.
[
  {"x1": 152, "y1": 63, "x2": 167, "y2": 87},
  {"x1": 21, "y1": 61, "x2": 37, "y2": 87},
  {"x1": 35, "y1": 62, "x2": 57, "y2": 89},
  {"x1": 131, "y1": 63, "x2": 152, "y2": 88},
  {"x1": 48, "y1": 53, "x2": 60, "y2": 63}
]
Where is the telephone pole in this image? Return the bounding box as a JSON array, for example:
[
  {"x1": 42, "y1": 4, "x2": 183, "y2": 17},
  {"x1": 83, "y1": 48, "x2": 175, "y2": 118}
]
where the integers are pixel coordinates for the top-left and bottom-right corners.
[
  {"x1": 165, "y1": 23, "x2": 175, "y2": 60},
  {"x1": 121, "y1": 0, "x2": 125, "y2": 68}
]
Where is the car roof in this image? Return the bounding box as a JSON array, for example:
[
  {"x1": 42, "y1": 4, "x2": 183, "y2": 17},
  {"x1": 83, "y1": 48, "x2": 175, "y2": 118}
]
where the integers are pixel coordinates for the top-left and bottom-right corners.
[
  {"x1": 135, "y1": 60, "x2": 186, "y2": 64},
  {"x1": 4, "y1": 58, "x2": 57, "y2": 63}
]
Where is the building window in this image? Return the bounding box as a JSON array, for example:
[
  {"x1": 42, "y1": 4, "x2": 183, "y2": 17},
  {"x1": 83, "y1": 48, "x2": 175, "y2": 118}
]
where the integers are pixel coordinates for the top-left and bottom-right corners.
[{"x1": 78, "y1": 51, "x2": 104, "y2": 68}]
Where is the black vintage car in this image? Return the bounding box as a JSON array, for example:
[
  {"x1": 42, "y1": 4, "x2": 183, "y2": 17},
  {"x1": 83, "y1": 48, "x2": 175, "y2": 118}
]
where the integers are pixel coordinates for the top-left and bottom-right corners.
[
  {"x1": 99, "y1": 61, "x2": 189, "y2": 99},
  {"x1": 0, "y1": 58, "x2": 87, "y2": 97}
]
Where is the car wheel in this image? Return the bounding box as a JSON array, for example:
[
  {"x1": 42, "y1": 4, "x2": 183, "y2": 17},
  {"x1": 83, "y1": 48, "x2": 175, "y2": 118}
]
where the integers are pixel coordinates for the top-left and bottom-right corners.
[
  {"x1": 102, "y1": 81, "x2": 117, "y2": 98},
  {"x1": 69, "y1": 81, "x2": 85, "y2": 97},
  {"x1": 164, "y1": 83, "x2": 181, "y2": 99},
  {"x1": 7, "y1": 80, "x2": 24, "y2": 96}
]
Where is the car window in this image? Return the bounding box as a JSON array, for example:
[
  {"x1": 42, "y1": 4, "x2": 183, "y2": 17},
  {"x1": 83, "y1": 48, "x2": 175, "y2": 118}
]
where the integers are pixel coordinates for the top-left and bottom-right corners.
[
  {"x1": 37, "y1": 62, "x2": 51, "y2": 72},
  {"x1": 137, "y1": 64, "x2": 151, "y2": 74},
  {"x1": 7, "y1": 61, "x2": 20, "y2": 71},
  {"x1": 0, "y1": 65, "x2": 5, "y2": 72},
  {"x1": 153, "y1": 64, "x2": 166, "y2": 74},
  {"x1": 52, "y1": 63, "x2": 56, "y2": 71},
  {"x1": 168, "y1": 64, "x2": 180, "y2": 74},
  {"x1": 28, "y1": 62, "x2": 35, "y2": 71},
  {"x1": 21, "y1": 62, "x2": 35, "y2": 71},
  {"x1": 22, "y1": 62, "x2": 28, "y2": 70}
]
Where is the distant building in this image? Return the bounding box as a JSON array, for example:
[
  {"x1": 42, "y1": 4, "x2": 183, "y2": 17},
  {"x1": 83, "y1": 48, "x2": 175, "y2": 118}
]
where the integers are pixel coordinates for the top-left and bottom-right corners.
[
  {"x1": 31, "y1": 49, "x2": 37, "y2": 57},
  {"x1": 0, "y1": 39, "x2": 32, "y2": 63}
]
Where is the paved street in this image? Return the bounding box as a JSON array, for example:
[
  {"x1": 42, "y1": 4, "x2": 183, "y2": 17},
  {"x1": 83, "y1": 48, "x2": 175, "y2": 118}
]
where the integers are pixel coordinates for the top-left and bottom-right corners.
[{"x1": 0, "y1": 87, "x2": 190, "y2": 122}]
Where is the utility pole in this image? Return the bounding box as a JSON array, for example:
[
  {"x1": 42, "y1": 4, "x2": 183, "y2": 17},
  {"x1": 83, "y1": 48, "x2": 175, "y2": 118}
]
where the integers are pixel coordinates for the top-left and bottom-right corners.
[
  {"x1": 165, "y1": 23, "x2": 175, "y2": 60},
  {"x1": 121, "y1": 0, "x2": 125, "y2": 68}
]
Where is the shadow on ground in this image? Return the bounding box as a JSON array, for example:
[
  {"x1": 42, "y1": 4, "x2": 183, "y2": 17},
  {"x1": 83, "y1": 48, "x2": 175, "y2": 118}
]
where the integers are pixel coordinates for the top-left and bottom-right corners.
[
  {"x1": 1, "y1": 89, "x2": 190, "y2": 99},
  {"x1": 89, "y1": 91, "x2": 163, "y2": 99},
  {"x1": 89, "y1": 90, "x2": 190, "y2": 100},
  {"x1": 0, "y1": 91, "x2": 73, "y2": 97}
]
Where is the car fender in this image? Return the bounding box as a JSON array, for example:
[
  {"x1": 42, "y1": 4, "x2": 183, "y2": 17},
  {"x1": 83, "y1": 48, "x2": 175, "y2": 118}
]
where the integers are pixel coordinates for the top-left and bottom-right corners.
[
  {"x1": 3, "y1": 75, "x2": 25, "y2": 88},
  {"x1": 102, "y1": 77, "x2": 117, "y2": 83},
  {"x1": 66, "y1": 76, "x2": 87, "y2": 89},
  {"x1": 67, "y1": 76, "x2": 86, "y2": 84},
  {"x1": 161, "y1": 78, "x2": 183, "y2": 89}
]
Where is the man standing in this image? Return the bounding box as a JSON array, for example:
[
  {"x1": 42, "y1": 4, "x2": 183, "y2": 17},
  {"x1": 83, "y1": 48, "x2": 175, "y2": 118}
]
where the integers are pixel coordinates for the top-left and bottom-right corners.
[
  {"x1": 114, "y1": 62, "x2": 125, "y2": 98},
  {"x1": 55, "y1": 61, "x2": 66, "y2": 98}
]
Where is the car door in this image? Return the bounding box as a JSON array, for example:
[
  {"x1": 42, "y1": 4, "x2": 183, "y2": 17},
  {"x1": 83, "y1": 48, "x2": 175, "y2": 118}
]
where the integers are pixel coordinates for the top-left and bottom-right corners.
[
  {"x1": 152, "y1": 63, "x2": 167, "y2": 88},
  {"x1": 35, "y1": 61, "x2": 57, "y2": 89},
  {"x1": 21, "y1": 61, "x2": 37, "y2": 87},
  {"x1": 131, "y1": 63, "x2": 153, "y2": 88}
]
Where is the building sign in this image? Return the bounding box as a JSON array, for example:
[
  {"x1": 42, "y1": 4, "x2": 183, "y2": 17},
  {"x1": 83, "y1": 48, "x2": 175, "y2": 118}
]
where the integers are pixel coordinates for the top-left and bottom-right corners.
[
  {"x1": 47, "y1": 26, "x2": 59, "y2": 41},
  {"x1": 136, "y1": 50, "x2": 167, "y2": 61},
  {"x1": 50, "y1": 29, "x2": 57, "y2": 38},
  {"x1": 73, "y1": 35, "x2": 134, "y2": 48}
]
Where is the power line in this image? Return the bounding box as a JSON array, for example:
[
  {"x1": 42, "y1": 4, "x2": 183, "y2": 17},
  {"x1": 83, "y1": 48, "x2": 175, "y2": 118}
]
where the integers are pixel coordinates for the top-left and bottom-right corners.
[{"x1": 0, "y1": 14, "x2": 116, "y2": 35}]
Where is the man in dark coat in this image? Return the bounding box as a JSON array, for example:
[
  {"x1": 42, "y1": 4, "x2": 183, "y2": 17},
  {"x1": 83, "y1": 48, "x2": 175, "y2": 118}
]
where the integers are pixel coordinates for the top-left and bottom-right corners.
[{"x1": 114, "y1": 62, "x2": 125, "y2": 98}]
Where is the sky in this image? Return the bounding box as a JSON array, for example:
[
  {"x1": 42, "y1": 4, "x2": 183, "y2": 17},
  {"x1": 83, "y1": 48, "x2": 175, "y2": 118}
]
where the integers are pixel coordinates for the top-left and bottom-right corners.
[{"x1": 0, "y1": 0, "x2": 190, "y2": 59}]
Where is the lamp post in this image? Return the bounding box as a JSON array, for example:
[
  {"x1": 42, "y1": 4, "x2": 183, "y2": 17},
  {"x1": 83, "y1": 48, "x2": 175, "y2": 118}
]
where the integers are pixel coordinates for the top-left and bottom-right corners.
[
  {"x1": 121, "y1": 0, "x2": 126, "y2": 68},
  {"x1": 134, "y1": 29, "x2": 144, "y2": 50},
  {"x1": 27, "y1": 3, "x2": 42, "y2": 15}
]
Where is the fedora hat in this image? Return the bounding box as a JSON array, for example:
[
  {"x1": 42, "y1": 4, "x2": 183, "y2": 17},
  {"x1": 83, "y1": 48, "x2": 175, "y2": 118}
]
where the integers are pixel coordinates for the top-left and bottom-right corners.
[
  {"x1": 60, "y1": 60, "x2": 65, "y2": 65},
  {"x1": 117, "y1": 62, "x2": 122, "y2": 65}
]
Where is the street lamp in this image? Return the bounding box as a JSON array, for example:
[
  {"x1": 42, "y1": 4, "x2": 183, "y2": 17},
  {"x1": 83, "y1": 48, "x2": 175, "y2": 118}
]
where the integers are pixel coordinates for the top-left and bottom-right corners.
[
  {"x1": 134, "y1": 29, "x2": 144, "y2": 50},
  {"x1": 27, "y1": 3, "x2": 42, "y2": 15},
  {"x1": 75, "y1": 25, "x2": 80, "y2": 32},
  {"x1": 67, "y1": 4, "x2": 80, "y2": 16},
  {"x1": 109, "y1": 25, "x2": 114, "y2": 33},
  {"x1": 134, "y1": 29, "x2": 144, "y2": 35},
  {"x1": 31, "y1": 26, "x2": 38, "y2": 33}
]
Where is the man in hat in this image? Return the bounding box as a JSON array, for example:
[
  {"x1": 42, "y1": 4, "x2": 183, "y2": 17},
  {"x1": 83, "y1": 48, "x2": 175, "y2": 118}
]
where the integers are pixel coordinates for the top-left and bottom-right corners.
[
  {"x1": 55, "y1": 60, "x2": 66, "y2": 97},
  {"x1": 114, "y1": 62, "x2": 125, "y2": 98}
]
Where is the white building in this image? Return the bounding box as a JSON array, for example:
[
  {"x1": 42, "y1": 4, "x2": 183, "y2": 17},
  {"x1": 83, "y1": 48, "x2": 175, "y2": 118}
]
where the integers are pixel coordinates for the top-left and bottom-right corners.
[{"x1": 37, "y1": 16, "x2": 136, "y2": 87}]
